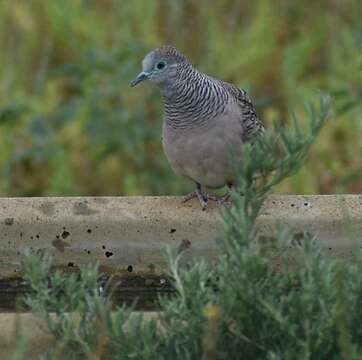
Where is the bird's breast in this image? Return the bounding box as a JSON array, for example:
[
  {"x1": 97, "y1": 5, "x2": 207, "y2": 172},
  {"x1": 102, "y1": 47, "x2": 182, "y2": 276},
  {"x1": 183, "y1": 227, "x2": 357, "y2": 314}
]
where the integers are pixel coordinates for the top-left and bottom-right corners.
[{"x1": 162, "y1": 114, "x2": 243, "y2": 188}]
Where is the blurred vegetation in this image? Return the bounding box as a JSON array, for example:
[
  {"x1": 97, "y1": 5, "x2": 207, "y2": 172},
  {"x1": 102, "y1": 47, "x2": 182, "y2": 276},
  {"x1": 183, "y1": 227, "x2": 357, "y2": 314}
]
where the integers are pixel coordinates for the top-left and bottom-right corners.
[{"x1": 0, "y1": 0, "x2": 361, "y2": 196}]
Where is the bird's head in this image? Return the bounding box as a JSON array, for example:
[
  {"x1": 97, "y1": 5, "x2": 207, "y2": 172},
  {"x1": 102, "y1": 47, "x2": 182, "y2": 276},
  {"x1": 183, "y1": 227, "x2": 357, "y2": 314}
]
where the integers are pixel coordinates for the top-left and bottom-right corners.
[{"x1": 130, "y1": 45, "x2": 188, "y2": 90}]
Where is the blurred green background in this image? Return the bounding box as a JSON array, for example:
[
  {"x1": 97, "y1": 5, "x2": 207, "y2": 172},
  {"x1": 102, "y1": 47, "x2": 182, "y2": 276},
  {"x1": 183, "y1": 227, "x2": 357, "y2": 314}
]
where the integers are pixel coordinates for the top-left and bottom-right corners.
[{"x1": 0, "y1": 0, "x2": 361, "y2": 197}]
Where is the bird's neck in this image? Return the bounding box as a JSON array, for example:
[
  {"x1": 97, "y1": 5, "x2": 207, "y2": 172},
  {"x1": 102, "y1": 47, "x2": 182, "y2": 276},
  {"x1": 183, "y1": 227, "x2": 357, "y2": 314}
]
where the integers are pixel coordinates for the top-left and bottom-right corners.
[{"x1": 161, "y1": 67, "x2": 229, "y2": 129}]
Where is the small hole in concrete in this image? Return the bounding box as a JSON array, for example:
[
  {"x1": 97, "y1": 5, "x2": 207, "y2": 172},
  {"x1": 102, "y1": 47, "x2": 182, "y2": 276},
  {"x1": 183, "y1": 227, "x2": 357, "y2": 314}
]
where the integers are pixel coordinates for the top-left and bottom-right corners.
[
  {"x1": 127, "y1": 265, "x2": 133, "y2": 272},
  {"x1": 5, "y1": 218, "x2": 14, "y2": 226},
  {"x1": 290, "y1": 203, "x2": 295, "y2": 207},
  {"x1": 304, "y1": 202, "x2": 309, "y2": 206},
  {"x1": 61, "y1": 231, "x2": 70, "y2": 239},
  {"x1": 87, "y1": 229, "x2": 92, "y2": 234},
  {"x1": 170, "y1": 228, "x2": 176, "y2": 234},
  {"x1": 105, "y1": 251, "x2": 113, "y2": 258},
  {"x1": 102, "y1": 245, "x2": 106, "y2": 250},
  {"x1": 87, "y1": 250, "x2": 91, "y2": 254},
  {"x1": 68, "y1": 262, "x2": 74, "y2": 267},
  {"x1": 36, "y1": 234, "x2": 39, "y2": 239}
]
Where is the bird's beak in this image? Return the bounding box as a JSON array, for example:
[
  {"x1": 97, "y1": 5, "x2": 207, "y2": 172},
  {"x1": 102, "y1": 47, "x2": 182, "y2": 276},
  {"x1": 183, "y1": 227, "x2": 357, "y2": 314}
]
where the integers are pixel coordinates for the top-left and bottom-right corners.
[{"x1": 130, "y1": 71, "x2": 150, "y2": 87}]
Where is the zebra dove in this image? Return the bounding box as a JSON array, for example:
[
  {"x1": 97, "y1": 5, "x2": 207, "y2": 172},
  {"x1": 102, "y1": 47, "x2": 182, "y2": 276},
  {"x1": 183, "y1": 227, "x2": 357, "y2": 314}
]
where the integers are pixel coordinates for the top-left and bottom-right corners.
[{"x1": 131, "y1": 46, "x2": 264, "y2": 210}]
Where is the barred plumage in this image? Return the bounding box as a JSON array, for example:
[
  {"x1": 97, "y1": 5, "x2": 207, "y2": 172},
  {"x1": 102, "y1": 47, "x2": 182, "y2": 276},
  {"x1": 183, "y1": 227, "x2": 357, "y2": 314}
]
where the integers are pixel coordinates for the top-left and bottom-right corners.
[
  {"x1": 131, "y1": 45, "x2": 265, "y2": 210},
  {"x1": 155, "y1": 46, "x2": 264, "y2": 137}
]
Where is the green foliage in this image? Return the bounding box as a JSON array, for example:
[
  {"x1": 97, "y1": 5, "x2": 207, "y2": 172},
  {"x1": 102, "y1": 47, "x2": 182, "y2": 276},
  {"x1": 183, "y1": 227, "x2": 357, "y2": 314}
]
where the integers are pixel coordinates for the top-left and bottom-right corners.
[
  {"x1": 16, "y1": 96, "x2": 362, "y2": 359},
  {"x1": 222, "y1": 96, "x2": 331, "y2": 254},
  {"x1": 0, "y1": 0, "x2": 361, "y2": 196},
  {"x1": 22, "y1": 256, "x2": 106, "y2": 353}
]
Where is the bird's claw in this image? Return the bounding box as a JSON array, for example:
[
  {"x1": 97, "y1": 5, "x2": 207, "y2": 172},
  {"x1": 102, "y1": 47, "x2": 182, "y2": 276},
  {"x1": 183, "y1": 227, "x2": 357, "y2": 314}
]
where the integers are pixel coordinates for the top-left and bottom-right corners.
[
  {"x1": 182, "y1": 191, "x2": 232, "y2": 210},
  {"x1": 208, "y1": 192, "x2": 232, "y2": 205},
  {"x1": 182, "y1": 190, "x2": 208, "y2": 210},
  {"x1": 182, "y1": 191, "x2": 198, "y2": 203}
]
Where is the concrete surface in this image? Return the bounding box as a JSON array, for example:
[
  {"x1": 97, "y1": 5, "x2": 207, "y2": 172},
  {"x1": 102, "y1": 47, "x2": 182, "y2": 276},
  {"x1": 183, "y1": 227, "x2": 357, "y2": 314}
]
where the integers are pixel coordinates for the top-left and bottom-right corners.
[{"x1": 0, "y1": 195, "x2": 361, "y2": 279}]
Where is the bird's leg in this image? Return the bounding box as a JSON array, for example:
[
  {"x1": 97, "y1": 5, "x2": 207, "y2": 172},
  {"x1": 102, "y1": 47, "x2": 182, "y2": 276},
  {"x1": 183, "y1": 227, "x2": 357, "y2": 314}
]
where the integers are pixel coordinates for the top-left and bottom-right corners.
[
  {"x1": 208, "y1": 183, "x2": 234, "y2": 205},
  {"x1": 207, "y1": 193, "x2": 230, "y2": 203},
  {"x1": 195, "y1": 185, "x2": 209, "y2": 210},
  {"x1": 182, "y1": 183, "x2": 209, "y2": 210}
]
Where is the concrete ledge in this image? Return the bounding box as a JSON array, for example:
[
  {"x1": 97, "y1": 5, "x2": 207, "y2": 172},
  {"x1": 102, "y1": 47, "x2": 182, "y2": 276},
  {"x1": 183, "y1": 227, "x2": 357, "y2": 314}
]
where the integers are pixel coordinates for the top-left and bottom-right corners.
[{"x1": 0, "y1": 195, "x2": 361, "y2": 279}]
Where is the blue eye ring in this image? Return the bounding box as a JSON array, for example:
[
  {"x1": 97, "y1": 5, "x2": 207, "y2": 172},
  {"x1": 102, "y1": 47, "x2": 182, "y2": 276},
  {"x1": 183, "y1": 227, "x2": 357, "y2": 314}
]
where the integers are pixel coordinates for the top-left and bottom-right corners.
[{"x1": 156, "y1": 61, "x2": 166, "y2": 70}]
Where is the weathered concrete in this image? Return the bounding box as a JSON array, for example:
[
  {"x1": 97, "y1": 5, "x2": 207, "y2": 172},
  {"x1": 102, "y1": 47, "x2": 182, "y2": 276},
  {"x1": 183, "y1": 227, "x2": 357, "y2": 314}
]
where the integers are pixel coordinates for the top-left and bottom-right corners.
[{"x1": 0, "y1": 195, "x2": 361, "y2": 279}]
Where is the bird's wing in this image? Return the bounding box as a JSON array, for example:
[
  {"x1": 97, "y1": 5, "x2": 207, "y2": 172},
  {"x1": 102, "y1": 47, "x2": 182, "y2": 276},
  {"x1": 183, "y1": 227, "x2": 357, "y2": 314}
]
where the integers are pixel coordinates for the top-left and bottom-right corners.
[{"x1": 222, "y1": 82, "x2": 265, "y2": 141}]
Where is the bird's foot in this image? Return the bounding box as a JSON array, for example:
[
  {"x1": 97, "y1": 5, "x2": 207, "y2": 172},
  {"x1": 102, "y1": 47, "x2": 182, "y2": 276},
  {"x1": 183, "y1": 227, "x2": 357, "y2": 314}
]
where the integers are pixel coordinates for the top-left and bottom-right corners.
[
  {"x1": 182, "y1": 190, "x2": 232, "y2": 210},
  {"x1": 182, "y1": 189, "x2": 209, "y2": 210},
  {"x1": 208, "y1": 192, "x2": 232, "y2": 206}
]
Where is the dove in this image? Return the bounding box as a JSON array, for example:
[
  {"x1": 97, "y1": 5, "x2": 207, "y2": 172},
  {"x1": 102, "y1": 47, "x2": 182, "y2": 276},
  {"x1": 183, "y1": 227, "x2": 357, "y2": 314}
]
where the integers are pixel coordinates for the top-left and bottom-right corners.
[{"x1": 131, "y1": 46, "x2": 264, "y2": 210}]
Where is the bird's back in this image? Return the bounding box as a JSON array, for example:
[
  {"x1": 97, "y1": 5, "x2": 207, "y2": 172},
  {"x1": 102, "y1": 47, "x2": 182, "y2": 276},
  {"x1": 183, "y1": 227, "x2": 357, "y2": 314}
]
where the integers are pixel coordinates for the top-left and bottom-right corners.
[{"x1": 220, "y1": 80, "x2": 265, "y2": 141}]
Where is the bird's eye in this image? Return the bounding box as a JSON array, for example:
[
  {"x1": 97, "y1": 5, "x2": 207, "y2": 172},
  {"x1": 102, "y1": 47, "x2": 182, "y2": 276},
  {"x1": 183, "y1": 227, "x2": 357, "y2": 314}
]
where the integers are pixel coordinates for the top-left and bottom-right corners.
[{"x1": 156, "y1": 61, "x2": 166, "y2": 70}]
